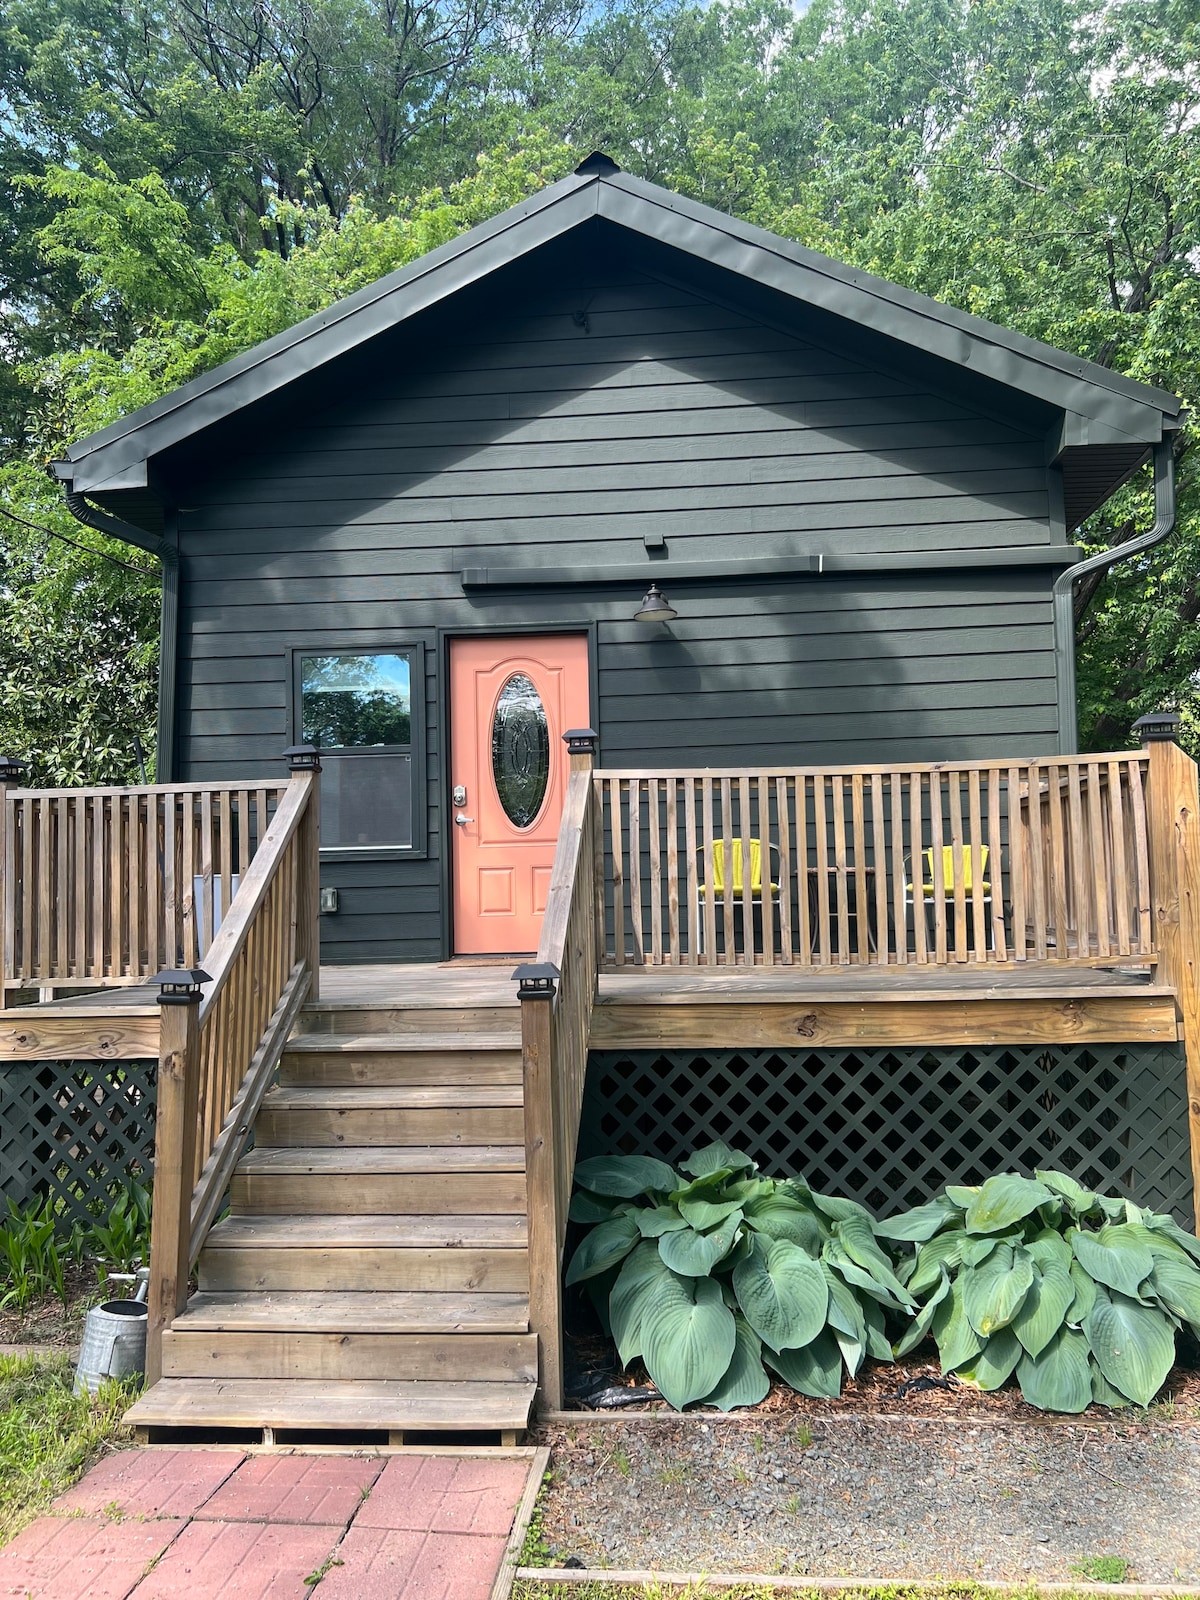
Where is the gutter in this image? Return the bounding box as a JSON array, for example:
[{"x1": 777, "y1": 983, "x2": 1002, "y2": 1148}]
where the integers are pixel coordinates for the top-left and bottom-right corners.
[
  {"x1": 63, "y1": 489, "x2": 180, "y2": 783},
  {"x1": 1053, "y1": 436, "x2": 1175, "y2": 753}
]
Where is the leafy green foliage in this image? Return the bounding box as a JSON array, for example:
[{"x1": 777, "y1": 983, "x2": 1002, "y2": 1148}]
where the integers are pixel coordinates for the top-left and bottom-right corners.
[
  {"x1": 887, "y1": 1171, "x2": 1200, "y2": 1411},
  {"x1": 0, "y1": 1183, "x2": 151, "y2": 1312},
  {"x1": 566, "y1": 1143, "x2": 911, "y2": 1409}
]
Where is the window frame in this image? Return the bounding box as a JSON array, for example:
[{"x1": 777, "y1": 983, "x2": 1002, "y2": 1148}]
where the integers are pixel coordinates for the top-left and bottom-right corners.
[{"x1": 290, "y1": 643, "x2": 427, "y2": 860}]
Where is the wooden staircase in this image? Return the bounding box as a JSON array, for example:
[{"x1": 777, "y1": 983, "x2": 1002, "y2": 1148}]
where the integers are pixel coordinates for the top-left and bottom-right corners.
[{"x1": 127, "y1": 984, "x2": 538, "y2": 1442}]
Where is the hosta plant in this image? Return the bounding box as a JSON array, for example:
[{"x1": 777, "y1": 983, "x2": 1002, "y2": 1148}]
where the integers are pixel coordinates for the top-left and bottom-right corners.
[
  {"x1": 565, "y1": 1144, "x2": 915, "y2": 1410},
  {"x1": 882, "y1": 1170, "x2": 1200, "y2": 1412}
]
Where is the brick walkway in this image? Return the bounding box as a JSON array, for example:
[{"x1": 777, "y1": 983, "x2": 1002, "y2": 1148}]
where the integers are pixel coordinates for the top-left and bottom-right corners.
[{"x1": 0, "y1": 1448, "x2": 533, "y2": 1599}]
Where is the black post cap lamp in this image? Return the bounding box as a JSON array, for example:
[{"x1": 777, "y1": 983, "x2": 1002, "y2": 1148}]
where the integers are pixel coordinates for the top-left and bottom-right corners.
[
  {"x1": 634, "y1": 583, "x2": 677, "y2": 622},
  {"x1": 153, "y1": 968, "x2": 211, "y2": 1004}
]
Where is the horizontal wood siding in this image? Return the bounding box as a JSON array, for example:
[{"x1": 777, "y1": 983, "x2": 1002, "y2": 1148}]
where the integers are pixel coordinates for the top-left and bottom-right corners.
[{"x1": 174, "y1": 241, "x2": 1062, "y2": 962}]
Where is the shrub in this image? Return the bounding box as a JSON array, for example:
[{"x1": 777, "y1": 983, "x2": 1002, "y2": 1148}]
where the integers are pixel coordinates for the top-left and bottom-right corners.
[
  {"x1": 565, "y1": 1143, "x2": 915, "y2": 1410},
  {"x1": 882, "y1": 1170, "x2": 1200, "y2": 1411}
]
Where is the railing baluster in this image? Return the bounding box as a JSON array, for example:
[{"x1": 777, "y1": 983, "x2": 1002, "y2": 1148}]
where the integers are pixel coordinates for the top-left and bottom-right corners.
[
  {"x1": 683, "y1": 776, "x2": 697, "y2": 966},
  {"x1": 628, "y1": 779, "x2": 643, "y2": 965},
  {"x1": 814, "y1": 775, "x2": 831, "y2": 966},
  {"x1": 739, "y1": 775, "x2": 753, "y2": 966},
  {"x1": 701, "y1": 779, "x2": 717, "y2": 965},
  {"x1": 1067, "y1": 762, "x2": 1088, "y2": 958},
  {"x1": 987, "y1": 768, "x2": 1007, "y2": 962},
  {"x1": 889, "y1": 772, "x2": 907, "y2": 965},
  {"x1": 720, "y1": 776, "x2": 735, "y2": 965},
  {"x1": 648, "y1": 776, "x2": 662, "y2": 965},
  {"x1": 664, "y1": 777, "x2": 680, "y2": 965},
  {"x1": 1047, "y1": 762, "x2": 1070, "y2": 959},
  {"x1": 1008, "y1": 766, "x2": 1025, "y2": 962},
  {"x1": 948, "y1": 770, "x2": 967, "y2": 963},
  {"x1": 1128, "y1": 757, "x2": 1153, "y2": 952},
  {"x1": 611, "y1": 778, "x2": 625, "y2": 966},
  {"x1": 850, "y1": 774, "x2": 868, "y2": 965},
  {"x1": 968, "y1": 770, "x2": 986, "y2": 963},
  {"x1": 1108, "y1": 759, "x2": 1130, "y2": 954},
  {"x1": 909, "y1": 772, "x2": 927, "y2": 963},
  {"x1": 776, "y1": 776, "x2": 793, "y2": 965},
  {"x1": 1087, "y1": 761, "x2": 1110, "y2": 958},
  {"x1": 795, "y1": 775, "x2": 810, "y2": 966},
  {"x1": 929, "y1": 771, "x2": 947, "y2": 963},
  {"x1": 832, "y1": 775, "x2": 850, "y2": 966}
]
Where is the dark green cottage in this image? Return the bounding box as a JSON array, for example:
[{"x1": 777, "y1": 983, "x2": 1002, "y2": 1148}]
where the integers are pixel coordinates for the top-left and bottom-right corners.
[{"x1": 56, "y1": 153, "x2": 1181, "y2": 966}]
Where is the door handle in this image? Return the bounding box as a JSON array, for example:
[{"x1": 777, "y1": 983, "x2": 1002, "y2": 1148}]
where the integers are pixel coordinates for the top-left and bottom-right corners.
[{"x1": 454, "y1": 813, "x2": 475, "y2": 827}]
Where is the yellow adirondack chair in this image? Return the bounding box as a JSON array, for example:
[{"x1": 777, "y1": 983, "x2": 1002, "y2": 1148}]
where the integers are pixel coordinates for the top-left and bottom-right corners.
[
  {"x1": 695, "y1": 838, "x2": 780, "y2": 955},
  {"x1": 909, "y1": 845, "x2": 991, "y2": 899}
]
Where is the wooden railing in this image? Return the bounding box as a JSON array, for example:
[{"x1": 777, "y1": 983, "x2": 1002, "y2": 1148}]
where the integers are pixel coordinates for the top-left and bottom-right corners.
[
  {"x1": 1, "y1": 782, "x2": 289, "y2": 995},
  {"x1": 518, "y1": 734, "x2": 599, "y2": 1412},
  {"x1": 145, "y1": 762, "x2": 321, "y2": 1382},
  {"x1": 594, "y1": 754, "x2": 1155, "y2": 968}
]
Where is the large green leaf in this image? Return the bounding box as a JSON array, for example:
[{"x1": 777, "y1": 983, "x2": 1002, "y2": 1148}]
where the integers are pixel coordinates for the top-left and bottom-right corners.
[
  {"x1": 875, "y1": 1198, "x2": 960, "y2": 1242},
  {"x1": 733, "y1": 1235, "x2": 828, "y2": 1352},
  {"x1": 806, "y1": 1189, "x2": 877, "y2": 1227},
  {"x1": 1145, "y1": 1214, "x2": 1200, "y2": 1266},
  {"x1": 681, "y1": 1142, "x2": 755, "y2": 1178},
  {"x1": 1011, "y1": 1261, "x2": 1075, "y2": 1359},
  {"x1": 823, "y1": 1239, "x2": 909, "y2": 1312},
  {"x1": 641, "y1": 1273, "x2": 737, "y2": 1411},
  {"x1": 894, "y1": 1268, "x2": 951, "y2": 1358},
  {"x1": 1149, "y1": 1255, "x2": 1200, "y2": 1333},
  {"x1": 636, "y1": 1205, "x2": 689, "y2": 1238},
  {"x1": 1084, "y1": 1285, "x2": 1177, "y2": 1406},
  {"x1": 933, "y1": 1275, "x2": 985, "y2": 1371},
  {"x1": 678, "y1": 1195, "x2": 743, "y2": 1230},
  {"x1": 610, "y1": 1241, "x2": 671, "y2": 1365},
  {"x1": 743, "y1": 1194, "x2": 824, "y2": 1253},
  {"x1": 658, "y1": 1210, "x2": 742, "y2": 1277},
  {"x1": 861, "y1": 1295, "x2": 894, "y2": 1363},
  {"x1": 1017, "y1": 1325, "x2": 1092, "y2": 1413},
  {"x1": 946, "y1": 1185, "x2": 979, "y2": 1209},
  {"x1": 962, "y1": 1243, "x2": 1034, "y2": 1336},
  {"x1": 834, "y1": 1215, "x2": 915, "y2": 1306},
  {"x1": 1034, "y1": 1169, "x2": 1098, "y2": 1216},
  {"x1": 821, "y1": 1261, "x2": 867, "y2": 1375},
  {"x1": 765, "y1": 1329, "x2": 843, "y2": 1399},
  {"x1": 1025, "y1": 1226, "x2": 1073, "y2": 1273},
  {"x1": 565, "y1": 1213, "x2": 640, "y2": 1284},
  {"x1": 1090, "y1": 1359, "x2": 1133, "y2": 1408},
  {"x1": 701, "y1": 1315, "x2": 770, "y2": 1411},
  {"x1": 964, "y1": 1174, "x2": 1054, "y2": 1234},
  {"x1": 569, "y1": 1191, "x2": 619, "y2": 1224},
  {"x1": 960, "y1": 1235, "x2": 1001, "y2": 1268},
  {"x1": 1069, "y1": 1226, "x2": 1153, "y2": 1297},
  {"x1": 1067, "y1": 1259, "x2": 1097, "y2": 1324},
  {"x1": 958, "y1": 1325, "x2": 1022, "y2": 1390},
  {"x1": 574, "y1": 1154, "x2": 677, "y2": 1198},
  {"x1": 908, "y1": 1231, "x2": 965, "y2": 1297}
]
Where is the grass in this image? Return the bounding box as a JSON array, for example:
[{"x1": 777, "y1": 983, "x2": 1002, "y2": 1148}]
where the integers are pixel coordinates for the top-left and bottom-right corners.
[
  {"x1": 1072, "y1": 1560, "x2": 1131, "y2": 1584},
  {"x1": 512, "y1": 1585, "x2": 1145, "y2": 1598},
  {"x1": 0, "y1": 1351, "x2": 138, "y2": 1547}
]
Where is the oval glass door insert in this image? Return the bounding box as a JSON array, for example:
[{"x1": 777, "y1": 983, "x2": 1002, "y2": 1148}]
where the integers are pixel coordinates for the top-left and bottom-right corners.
[{"x1": 492, "y1": 673, "x2": 551, "y2": 827}]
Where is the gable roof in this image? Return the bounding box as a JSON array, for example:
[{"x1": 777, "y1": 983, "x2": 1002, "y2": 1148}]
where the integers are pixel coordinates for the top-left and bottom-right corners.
[{"x1": 57, "y1": 154, "x2": 1181, "y2": 524}]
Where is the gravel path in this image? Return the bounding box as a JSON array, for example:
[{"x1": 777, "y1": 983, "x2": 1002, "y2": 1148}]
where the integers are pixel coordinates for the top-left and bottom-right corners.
[{"x1": 533, "y1": 1417, "x2": 1200, "y2": 1583}]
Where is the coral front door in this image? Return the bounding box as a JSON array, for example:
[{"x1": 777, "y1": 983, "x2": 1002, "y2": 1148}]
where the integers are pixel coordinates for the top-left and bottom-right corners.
[{"x1": 450, "y1": 635, "x2": 590, "y2": 955}]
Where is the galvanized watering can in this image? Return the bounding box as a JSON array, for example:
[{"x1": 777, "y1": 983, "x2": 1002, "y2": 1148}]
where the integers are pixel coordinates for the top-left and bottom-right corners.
[{"x1": 74, "y1": 1268, "x2": 149, "y2": 1395}]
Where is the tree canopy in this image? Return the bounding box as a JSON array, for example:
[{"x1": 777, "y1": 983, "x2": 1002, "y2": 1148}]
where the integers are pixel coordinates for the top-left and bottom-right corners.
[{"x1": 2, "y1": 0, "x2": 1197, "y2": 778}]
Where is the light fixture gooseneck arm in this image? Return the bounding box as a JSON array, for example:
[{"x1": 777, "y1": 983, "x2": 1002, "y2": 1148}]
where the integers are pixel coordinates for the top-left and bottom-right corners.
[{"x1": 1053, "y1": 437, "x2": 1176, "y2": 753}]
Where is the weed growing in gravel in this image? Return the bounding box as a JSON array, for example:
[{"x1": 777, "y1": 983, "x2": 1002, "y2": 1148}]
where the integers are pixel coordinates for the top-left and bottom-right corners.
[
  {"x1": 518, "y1": 1470, "x2": 555, "y2": 1567},
  {"x1": 1072, "y1": 1556, "x2": 1131, "y2": 1582},
  {"x1": 611, "y1": 1445, "x2": 631, "y2": 1477},
  {"x1": 792, "y1": 1423, "x2": 814, "y2": 1448},
  {"x1": 730, "y1": 1463, "x2": 751, "y2": 1484},
  {"x1": 657, "y1": 1461, "x2": 692, "y2": 1486}
]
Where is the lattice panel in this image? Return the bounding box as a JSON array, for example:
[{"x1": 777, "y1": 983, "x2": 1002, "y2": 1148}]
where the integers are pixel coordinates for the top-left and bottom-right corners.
[
  {"x1": 0, "y1": 1061, "x2": 156, "y2": 1224},
  {"x1": 579, "y1": 1045, "x2": 1194, "y2": 1224}
]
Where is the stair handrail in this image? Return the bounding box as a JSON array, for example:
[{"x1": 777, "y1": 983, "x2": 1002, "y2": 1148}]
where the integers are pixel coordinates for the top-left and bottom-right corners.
[
  {"x1": 145, "y1": 752, "x2": 322, "y2": 1383},
  {"x1": 517, "y1": 729, "x2": 599, "y2": 1413}
]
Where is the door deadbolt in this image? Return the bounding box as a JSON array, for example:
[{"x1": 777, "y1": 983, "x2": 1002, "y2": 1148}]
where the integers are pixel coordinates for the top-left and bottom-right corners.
[{"x1": 452, "y1": 784, "x2": 467, "y2": 806}]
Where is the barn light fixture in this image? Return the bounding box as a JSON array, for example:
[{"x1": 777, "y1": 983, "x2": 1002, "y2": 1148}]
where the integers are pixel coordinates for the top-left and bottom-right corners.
[{"x1": 634, "y1": 584, "x2": 677, "y2": 622}]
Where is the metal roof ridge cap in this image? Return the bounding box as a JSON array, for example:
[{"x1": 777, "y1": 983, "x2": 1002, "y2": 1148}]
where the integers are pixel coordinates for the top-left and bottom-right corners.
[
  {"x1": 598, "y1": 179, "x2": 1180, "y2": 417},
  {"x1": 64, "y1": 171, "x2": 600, "y2": 464}
]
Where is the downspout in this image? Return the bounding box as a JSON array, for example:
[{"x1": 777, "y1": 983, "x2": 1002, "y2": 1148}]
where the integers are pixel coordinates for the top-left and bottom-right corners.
[
  {"x1": 63, "y1": 490, "x2": 180, "y2": 783},
  {"x1": 1053, "y1": 436, "x2": 1176, "y2": 753}
]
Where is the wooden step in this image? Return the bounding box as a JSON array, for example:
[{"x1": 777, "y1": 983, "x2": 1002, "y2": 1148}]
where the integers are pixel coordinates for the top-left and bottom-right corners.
[
  {"x1": 279, "y1": 1034, "x2": 521, "y2": 1086},
  {"x1": 255, "y1": 1086, "x2": 524, "y2": 1148},
  {"x1": 125, "y1": 1377, "x2": 536, "y2": 1435},
  {"x1": 198, "y1": 1214, "x2": 528, "y2": 1293},
  {"x1": 294, "y1": 1006, "x2": 519, "y2": 1039},
  {"x1": 231, "y1": 1146, "x2": 526, "y2": 1215},
  {"x1": 160, "y1": 1328, "x2": 538, "y2": 1382},
  {"x1": 175, "y1": 1290, "x2": 530, "y2": 1334}
]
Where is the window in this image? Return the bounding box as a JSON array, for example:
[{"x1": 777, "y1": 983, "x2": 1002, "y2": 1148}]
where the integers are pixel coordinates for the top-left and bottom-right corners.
[{"x1": 295, "y1": 648, "x2": 424, "y2": 853}]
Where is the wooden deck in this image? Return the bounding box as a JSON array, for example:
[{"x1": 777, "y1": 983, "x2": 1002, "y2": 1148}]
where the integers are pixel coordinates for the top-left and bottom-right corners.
[{"x1": 0, "y1": 957, "x2": 1175, "y2": 1063}]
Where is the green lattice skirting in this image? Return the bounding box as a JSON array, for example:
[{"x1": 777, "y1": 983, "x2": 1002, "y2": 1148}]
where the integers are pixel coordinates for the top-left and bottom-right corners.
[
  {"x1": 0, "y1": 1061, "x2": 156, "y2": 1225},
  {"x1": 578, "y1": 1044, "x2": 1194, "y2": 1225}
]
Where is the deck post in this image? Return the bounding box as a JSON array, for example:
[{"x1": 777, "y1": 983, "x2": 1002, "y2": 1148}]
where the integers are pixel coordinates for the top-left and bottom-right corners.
[
  {"x1": 1136, "y1": 714, "x2": 1200, "y2": 1228},
  {"x1": 516, "y1": 963, "x2": 563, "y2": 1413},
  {"x1": 284, "y1": 746, "x2": 321, "y2": 1002},
  {"x1": 145, "y1": 969, "x2": 206, "y2": 1385},
  {"x1": 0, "y1": 759, "x2": 26, "y2": 1011}
]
